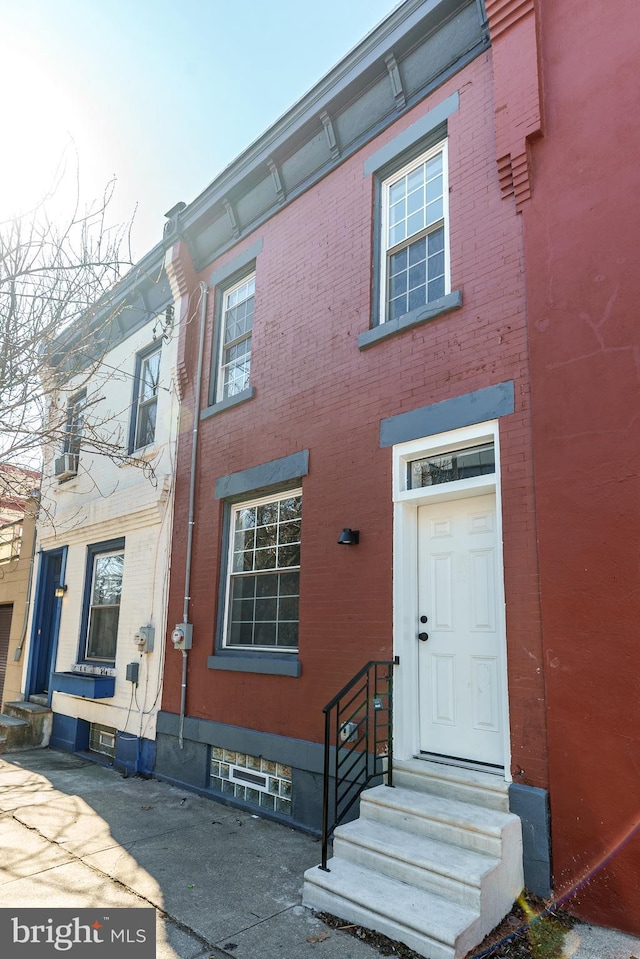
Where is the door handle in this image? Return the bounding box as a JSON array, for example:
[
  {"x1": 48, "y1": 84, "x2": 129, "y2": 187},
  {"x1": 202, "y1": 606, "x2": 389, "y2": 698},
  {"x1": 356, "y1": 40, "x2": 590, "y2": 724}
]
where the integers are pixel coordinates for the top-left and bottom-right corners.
[{"x1": 418, "y1": 632, "x2": 429, "y2": 642}]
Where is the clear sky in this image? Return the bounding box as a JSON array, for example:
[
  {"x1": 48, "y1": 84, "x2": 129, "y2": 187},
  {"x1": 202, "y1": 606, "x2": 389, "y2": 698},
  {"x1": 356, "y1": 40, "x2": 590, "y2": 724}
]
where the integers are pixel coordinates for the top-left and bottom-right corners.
[{"x1": 0, "y1": 0, "x2": 398, "y2": 260}]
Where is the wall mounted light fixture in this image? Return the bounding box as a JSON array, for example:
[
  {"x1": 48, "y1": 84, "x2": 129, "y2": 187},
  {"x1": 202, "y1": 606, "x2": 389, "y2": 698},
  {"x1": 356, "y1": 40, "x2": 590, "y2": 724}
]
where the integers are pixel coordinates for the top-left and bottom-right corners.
[
  {"x1": 54, "y1": 585, "x2": 68, "y2": 598},
  {"x1": 337, "y1": 528, "x2": 360, "y2": 545}
]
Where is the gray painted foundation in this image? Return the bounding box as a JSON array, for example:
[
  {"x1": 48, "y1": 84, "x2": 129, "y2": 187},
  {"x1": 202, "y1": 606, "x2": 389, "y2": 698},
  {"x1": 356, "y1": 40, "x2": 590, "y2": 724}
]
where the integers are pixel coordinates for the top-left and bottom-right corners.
[{"x1": 155, "y1": 711, "x2": 552, "y2": 895}]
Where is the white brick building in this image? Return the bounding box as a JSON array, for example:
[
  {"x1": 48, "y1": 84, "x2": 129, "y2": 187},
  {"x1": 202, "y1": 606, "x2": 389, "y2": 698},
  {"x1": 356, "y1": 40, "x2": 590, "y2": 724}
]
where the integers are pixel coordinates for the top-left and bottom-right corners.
[{"x1": 21, "y1": 246, "x2": 179, "y2": 773}]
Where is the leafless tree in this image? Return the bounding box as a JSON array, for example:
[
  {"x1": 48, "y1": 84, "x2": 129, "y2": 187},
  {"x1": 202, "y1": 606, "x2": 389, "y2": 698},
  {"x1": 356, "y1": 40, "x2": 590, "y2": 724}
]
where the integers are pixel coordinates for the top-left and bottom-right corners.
[{"x1": 0, "y1": 170, "x2": 162, "y2": 499}]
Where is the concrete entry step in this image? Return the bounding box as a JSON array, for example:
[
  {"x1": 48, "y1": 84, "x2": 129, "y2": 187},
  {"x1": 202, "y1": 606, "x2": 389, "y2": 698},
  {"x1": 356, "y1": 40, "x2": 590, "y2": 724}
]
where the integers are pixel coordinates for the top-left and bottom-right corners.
[
  {"x1": 303, "y1": 764, "x2": 524, "y2": 959},
  {"x1": 394, "y1": 757, "x2": 510, "y2": 811},
  {"x1": 28, "y1": 694, "x2": 49, "y2": 707},
  {"x1": 0, "y1": 702, "x2": 52, "y2": 753}
]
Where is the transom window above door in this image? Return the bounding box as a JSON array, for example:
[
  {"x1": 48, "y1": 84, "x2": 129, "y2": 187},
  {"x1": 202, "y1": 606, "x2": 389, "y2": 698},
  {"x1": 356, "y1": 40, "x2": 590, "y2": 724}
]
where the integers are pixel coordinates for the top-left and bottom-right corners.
[{"x1": 408, "y1": 443, "x2": 495, "y2": 489}]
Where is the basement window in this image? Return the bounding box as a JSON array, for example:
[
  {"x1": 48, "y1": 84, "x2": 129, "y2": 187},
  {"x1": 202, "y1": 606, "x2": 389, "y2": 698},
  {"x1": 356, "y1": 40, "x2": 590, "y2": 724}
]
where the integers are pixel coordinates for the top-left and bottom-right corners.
[
  {"x1": 408, "y1": 443, "x2": 495, "y2": 488},
  {"x1": 89, "y1": 722, "x2": 116, "y2": 759}
]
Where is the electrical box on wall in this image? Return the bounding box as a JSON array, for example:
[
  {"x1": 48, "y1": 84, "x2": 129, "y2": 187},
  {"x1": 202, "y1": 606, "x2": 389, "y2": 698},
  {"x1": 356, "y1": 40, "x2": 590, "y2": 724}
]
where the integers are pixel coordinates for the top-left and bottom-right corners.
[
  {"x1": 126, "y1": 662, "x2": 140, "y2": 684},
  {"x1": 134, "y1": 625, "x2": 155, "y2": 652},
  {"x1": 171, "y1": 623, "x2": 193, "y2": 650}
]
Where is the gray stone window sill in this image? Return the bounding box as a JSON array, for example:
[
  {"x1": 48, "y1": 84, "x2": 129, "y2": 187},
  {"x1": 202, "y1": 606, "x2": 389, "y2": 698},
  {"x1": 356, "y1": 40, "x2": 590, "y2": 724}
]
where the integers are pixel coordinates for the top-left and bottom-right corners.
[
  {"x1": 207, "y1": 653, "x2": 301, "y2": 677},
  {"x1": 358, "y1": 290, "x2": 463, "y2": 350},
  {"x1": 201, "y1": 387, "x2": 255, "y2": 421}
]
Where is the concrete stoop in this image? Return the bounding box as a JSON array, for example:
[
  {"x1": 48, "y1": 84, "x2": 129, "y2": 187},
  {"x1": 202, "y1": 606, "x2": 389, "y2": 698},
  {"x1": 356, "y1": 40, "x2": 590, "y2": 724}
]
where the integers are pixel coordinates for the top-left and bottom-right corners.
[
  {"x1": 303, "y1": 759, "x2": 524, "y2": 959},
  {"x1": 0, "y1": 701, "x2": 53, "y2": 753}
]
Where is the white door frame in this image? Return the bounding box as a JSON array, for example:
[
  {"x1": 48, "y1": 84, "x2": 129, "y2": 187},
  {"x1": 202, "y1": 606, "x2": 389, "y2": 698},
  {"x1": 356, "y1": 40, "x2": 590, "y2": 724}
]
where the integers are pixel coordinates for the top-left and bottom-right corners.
[{"x1": 391, "y1": 419, "x2": 512, "y2": 779}]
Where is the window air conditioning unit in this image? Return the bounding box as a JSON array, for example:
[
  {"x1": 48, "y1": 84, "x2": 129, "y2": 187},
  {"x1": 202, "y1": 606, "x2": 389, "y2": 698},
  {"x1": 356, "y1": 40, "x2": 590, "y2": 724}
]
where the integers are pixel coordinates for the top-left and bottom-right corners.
[{"x1": 54, "y1": 453, "x2": 78, "y2": 481}]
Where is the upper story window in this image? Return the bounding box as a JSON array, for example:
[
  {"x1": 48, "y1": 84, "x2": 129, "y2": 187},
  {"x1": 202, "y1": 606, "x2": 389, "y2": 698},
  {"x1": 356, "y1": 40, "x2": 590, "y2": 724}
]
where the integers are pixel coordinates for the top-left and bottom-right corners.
[
  {"x1": 64, "y1": 390, "x2": 86, "y2": 457},
  {"x1": 217, "y1": 274, "x2": 255, "y2": 403},
  {"x1": 131, "y1": 343, "x2": 161, "y2": 451},
  {"x1": 380, "y1": 140, "x2": 449, "y2": 325},
  {"x1": 55, "y1": 390, "x2": 86, "y2": 481},
  {"x1": 84, "y1": 545, "x2": 124, "y2": 662}
]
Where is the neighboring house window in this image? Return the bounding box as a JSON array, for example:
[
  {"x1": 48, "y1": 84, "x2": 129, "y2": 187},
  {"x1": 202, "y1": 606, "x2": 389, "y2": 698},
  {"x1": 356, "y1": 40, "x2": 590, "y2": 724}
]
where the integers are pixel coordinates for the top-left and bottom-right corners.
[
  {"x1": 83, "y1": 543, "x2": 125, "y2": 662},
  {"x1": 223, "y1": 489, "x2": 301, "y2": 651},
  {"x1": 217, "y1": 274, "x2": 255, "y2": 402},
  {"x1": 64, "y1": 390, "x2": 86, "y2": 456},
  {"x1": 380, "y1": 140, "x2": 449, "y2": 324},
  {"x1": 131, "y1": 344, "x2": 161, "y2": 451}
]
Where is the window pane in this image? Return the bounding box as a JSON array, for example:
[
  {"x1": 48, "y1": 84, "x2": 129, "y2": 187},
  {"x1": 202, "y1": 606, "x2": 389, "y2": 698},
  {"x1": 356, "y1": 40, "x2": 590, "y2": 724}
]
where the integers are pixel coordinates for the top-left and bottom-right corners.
[
  {"x1": 237, "y1": 507, "x2": 256, "y2": 529},
  {"x1": 426, "y1": 152, "x2": 443, "y2": 178},
  {"x1": 256, "y1": 573, "x2": 278, "y2": 597},
  {"x1": 135, "y1": 400, "x2": 157, "y2": 449},
  {"x1": 279, "y1": 572, "x2": 299, "y2": 595},
  {"x1": 258, "y1": 501, "x2": 279, "y2": 525},
  {"x1": 409, "y1": 261, "x2": 426, "y2": 290},
  {"x1": 409, "y1": 286, "x2": 426, "y2": 312},
  {"x1": 427, "y1": 276, "x2": 445, "y2": 301},
  {"x1": 233, "y1": 575, "x2": 256, "y2": 599},
  {"x1": 255, "y1": 523, "x2": 277, "y2": 548},
  {"x1": 140, "y1": 350, "x2": 161, "y2": 401},
  {"x1": 277, "y1": 621, "x2": 298, "y2": 648},
  {"x1": 278, "y1": 519, "x2": 301, "y2": 544},
  {"x1": 255, "y1": 598, "x2": 277, "y2": 621},
  {"x1": 87, "y1": 606, "x2": 119, "y2": 660},
  {"x1": 92, "y1": 554, "x2": 123, "y2": 606},
  {"x1": 255, "y1": 622, "x2": 277, "y2": 646},
  {"x1": 278, "y1": 595, "x2": 299, "y2": 620},
  {"x1": 426, "y1": 197, "x2": 444, "y2": 225},
  {"x1": 407, "y1": 166, "x2": 424, "y2": 193},
  {"x1": 428, "y1": 229, "x2": 445, "y2": 255},
  {"x1": 388, "y1": 180, "x2": 406, "y2": 205},
  {"x1": 255, "y1": 547, "x2": 277, "y2": 570},
  {"x1": 409, "y1": 444, "x2": 495, "y2": 488},
  {"x1": 407, "y1": 209, "x2": 425, "y2": 236},
  {"x1": 279, "y1": 496, "x2": 302, "y2": 521}
]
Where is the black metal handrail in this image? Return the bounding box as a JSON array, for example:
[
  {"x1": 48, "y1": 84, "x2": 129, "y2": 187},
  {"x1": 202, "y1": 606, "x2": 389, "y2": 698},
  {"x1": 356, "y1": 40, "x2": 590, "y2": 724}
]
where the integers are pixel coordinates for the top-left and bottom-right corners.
[{"x1": 320, "y1": 658, "x2": 396, "y2": 870}]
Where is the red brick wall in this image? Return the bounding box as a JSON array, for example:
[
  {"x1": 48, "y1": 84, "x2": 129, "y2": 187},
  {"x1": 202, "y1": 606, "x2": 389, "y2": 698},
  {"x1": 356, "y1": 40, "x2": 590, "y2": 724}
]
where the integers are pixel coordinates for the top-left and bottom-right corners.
[
  {"x1": 514, "y1": 0, "x2": 640, "y2": 933},
  {"x1": 162, "y1": 53, "x2": 547, "y2": 786}
]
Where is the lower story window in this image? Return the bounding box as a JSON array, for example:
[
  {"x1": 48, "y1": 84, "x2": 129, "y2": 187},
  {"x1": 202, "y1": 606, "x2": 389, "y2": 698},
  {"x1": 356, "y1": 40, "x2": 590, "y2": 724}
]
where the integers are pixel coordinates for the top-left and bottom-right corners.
[
  {"x1": 84, "y1": 543, "x2": 124, "y2": 662},
  {"x1": 223, "y1": 490, "x2": 301, "y2": 651}
]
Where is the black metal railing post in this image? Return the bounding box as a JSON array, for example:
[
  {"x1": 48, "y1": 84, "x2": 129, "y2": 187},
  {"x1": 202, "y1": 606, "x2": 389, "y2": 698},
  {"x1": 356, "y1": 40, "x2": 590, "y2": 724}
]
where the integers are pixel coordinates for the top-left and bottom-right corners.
[{"x1": 319, "y1": 659, "x2": 396, "y2": 872}]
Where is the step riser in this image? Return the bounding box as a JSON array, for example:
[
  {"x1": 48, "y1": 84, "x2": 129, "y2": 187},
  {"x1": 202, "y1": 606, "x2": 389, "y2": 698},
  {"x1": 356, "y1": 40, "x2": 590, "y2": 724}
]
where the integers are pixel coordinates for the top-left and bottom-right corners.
[
  {"x1": 333, "y1": 834, "x2": 483, "y2": 909},
  {"x1": 393, "y1": 769, "x2": 509, "y2": 812},
  {"x1": 303, "y1": 881, "x2": 461, "y2": 959},
  {"x1": 361, "y1": 799, "x2": 503, "y2": 857}
]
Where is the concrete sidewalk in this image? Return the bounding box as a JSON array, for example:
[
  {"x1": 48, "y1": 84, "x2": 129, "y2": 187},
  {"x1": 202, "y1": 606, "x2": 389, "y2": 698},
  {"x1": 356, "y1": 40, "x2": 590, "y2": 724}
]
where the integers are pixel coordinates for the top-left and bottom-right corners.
[{"x1": 0, "y1": 749, "x2": 639, "y2": 959}]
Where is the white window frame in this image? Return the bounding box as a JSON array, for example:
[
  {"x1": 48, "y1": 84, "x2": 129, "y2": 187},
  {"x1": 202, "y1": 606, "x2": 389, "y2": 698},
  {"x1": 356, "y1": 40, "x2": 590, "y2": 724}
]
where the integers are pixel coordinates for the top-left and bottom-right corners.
[
  {"x1": 216, "y1": 273, "x2": 255, "y2": 403},
  {"x1": 133, "y1": 343, "x2": 162, "y2": 451},
  {"x1": 379, "y1": 139, "x2": 450, "y2": 325},
  {"x1": 222, "y1": 488, "x2": 302, "y2": 653}
]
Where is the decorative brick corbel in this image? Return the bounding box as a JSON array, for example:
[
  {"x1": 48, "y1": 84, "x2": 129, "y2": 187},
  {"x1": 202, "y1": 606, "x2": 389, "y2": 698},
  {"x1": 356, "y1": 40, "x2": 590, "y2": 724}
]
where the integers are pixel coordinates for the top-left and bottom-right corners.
[{"x1": 486, "y1": 0, "x2": 543, "y2": 211}]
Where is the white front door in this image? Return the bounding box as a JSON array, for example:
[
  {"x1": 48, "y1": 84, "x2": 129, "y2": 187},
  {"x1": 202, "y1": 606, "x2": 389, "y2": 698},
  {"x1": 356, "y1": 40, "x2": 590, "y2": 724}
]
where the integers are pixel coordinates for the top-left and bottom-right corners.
[{"x1": 417, "y1": 493, "x2": 504, "y2": 766}]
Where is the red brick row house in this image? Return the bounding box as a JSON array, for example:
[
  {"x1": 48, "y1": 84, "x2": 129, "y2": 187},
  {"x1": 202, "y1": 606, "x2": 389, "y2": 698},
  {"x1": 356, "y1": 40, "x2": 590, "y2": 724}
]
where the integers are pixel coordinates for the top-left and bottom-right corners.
[{"x1": 145, "y1": 0, "x2": 639, "y2": 951}]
